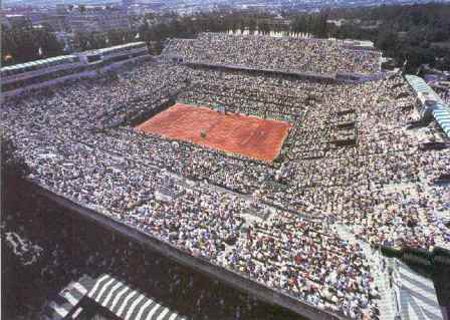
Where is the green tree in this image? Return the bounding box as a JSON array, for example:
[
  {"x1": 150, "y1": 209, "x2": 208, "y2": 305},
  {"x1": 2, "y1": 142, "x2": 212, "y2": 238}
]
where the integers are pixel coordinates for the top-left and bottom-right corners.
[
  {"x1": 248, "y1": 18, "x2": 257, "y2": 34},
  {"x1": 2, "y1": 26, "x2": 63, "y2": 64}
]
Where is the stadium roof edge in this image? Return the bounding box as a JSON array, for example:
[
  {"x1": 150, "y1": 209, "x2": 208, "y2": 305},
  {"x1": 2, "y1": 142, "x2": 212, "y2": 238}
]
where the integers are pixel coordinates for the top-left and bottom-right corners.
[
  {"x1": 1, "y1": 41, "x2": 147, "y2": 72},
  {"x1": 405, "y1": 74, "x2": 450, "y2": 137},
  {"x1": 1, "y1": 54, "x2": 77, "y2": 72}
]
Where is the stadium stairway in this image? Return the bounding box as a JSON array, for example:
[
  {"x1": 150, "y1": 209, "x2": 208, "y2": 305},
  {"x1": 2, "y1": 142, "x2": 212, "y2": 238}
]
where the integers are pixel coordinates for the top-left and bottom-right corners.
[
  {"x1": 336, "y1": 223, "x2": 444, "y2": 320},
  {"x1": 418, "y1": 172, "x2": 450, "y2": 250},
  {"x1": 334, "y1": 224, "x2": 398, "y2": 320},
  {"x1": 373, "y1": 253, "x2": 400, "y2": 320}
]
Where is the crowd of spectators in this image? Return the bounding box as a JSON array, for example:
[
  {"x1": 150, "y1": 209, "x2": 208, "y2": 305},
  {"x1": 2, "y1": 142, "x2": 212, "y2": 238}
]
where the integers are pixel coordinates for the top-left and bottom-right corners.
[
  {"x1": 163, "y1": 33, "x2": 382, "y2": 76},
  {"x1": 437, "y1": 88, "x2": 450, "y2": 105},
  {"x1": 2, "y1": 38, "x2": 449, "y2": 318},
  {"x1": 3, "y1": 189, "x2": 300, "y2": 320}
]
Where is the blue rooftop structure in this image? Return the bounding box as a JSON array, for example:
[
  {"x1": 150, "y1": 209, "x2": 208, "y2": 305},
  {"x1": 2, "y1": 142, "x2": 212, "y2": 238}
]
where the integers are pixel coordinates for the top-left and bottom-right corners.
[
  {"x1": 405, "y1": 75, "x2": 450, "y2": 138},
  {"x1": 433, "y1": 108, "x2": 450, "y2": 137}
]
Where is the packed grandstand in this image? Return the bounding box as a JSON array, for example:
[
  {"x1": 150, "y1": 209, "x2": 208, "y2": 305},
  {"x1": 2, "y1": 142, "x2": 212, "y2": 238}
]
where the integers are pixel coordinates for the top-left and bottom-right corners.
[
  {"x1": 163, "y1": 33, "x2": 383, "y2": 77},
  {"x1": 2, "y1": 33, "x2": 449, "y2": 320}
]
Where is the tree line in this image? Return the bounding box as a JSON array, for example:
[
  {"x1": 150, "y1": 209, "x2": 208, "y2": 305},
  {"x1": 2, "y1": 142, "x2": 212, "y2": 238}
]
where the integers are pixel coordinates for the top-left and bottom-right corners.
[
  {"x1": 323, "y1": 3, "x2": 450, "y2": 71},
  {"x1": 2, "y1": 24, "x2": 63, "y2": 65},
  {"x1": 2, "y1": 3, "x2": 450, "y2": 71}
]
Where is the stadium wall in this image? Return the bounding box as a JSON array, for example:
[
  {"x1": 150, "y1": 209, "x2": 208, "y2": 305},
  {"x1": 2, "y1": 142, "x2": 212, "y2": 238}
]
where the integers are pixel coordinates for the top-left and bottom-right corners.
[
  {"x1": 2, "y1": 55, "x2": 153, "y2": 98},
  {"x1": 117, "y1": 97, "x2": 176, "y2": 128},
  {"x1": 28, "y1": 179, "x2": 346, "y2": 320},
  {"x1": 2, "y1": 70, "x2": 98, "y2": 98},
  {"x1": 184, "y1": 62, "x2": 338, "y2": 84},
  {"x1": 183, "y1": 62, "x2": 387, "y2": 84}
]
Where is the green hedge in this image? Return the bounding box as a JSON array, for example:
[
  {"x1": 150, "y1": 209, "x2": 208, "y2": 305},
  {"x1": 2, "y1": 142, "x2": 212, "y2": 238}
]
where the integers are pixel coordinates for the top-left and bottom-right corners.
[
  {"x1": 403, "y1": 253, "x2": 433, "y2": 269},
  {"x1": 381, "y1": 246, "x2": 402, "y2": 258}
]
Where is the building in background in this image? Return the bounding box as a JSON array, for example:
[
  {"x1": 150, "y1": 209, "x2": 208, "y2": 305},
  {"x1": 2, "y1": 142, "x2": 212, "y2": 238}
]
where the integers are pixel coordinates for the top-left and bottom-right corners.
[
  {"x1": 4, "y1": 14, "x2": 31, "y2": 28},
  {"x1": 57, "y1": 4, "x2": 131, "y2": 33}
]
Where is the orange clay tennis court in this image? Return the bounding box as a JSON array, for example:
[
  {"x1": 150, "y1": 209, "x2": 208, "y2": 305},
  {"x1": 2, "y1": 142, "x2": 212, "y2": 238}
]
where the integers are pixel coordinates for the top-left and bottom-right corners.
[{"x1": 135, "y1": 103, "x2": 292, "y2": 162}]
